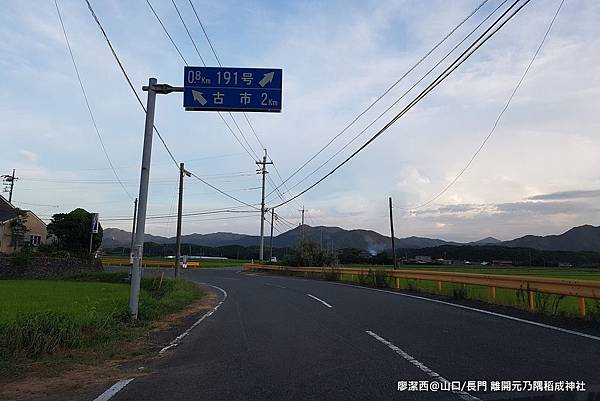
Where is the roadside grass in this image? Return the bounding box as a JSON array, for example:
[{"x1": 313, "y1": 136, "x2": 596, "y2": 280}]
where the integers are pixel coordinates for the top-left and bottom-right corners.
[
  {"x1": 0, "y1": 272, "x2": 201, "y2": 380},
  {"x1": 100, "y1": 255, "x2": 250, "y2": 268},
  {"x1": 342, "y1": 264, "x2": 600, "y2": 281},
  {"x1": 336, "y1": 272, "x2": 596, "y2": 320}
]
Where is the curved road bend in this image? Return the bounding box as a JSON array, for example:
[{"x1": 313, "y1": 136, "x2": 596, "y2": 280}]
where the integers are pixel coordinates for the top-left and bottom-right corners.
[{"x1": 107, "y1": 268, "x2": 600, "y2": 401}]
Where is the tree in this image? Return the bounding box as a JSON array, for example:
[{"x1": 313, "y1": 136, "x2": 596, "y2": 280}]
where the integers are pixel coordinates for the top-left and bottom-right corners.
[
  {"x1": 10, "y1": 209, "x2": 29, "y2": 251},
  {"x1": 47, "y1": 208, "x2": 103, "y2": 255},
  {"x1": 284, "y1": 240, "x2": 337, "y2": 267}
]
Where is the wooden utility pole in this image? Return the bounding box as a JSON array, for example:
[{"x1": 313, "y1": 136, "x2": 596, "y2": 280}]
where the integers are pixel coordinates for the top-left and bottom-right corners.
[
  {"x1": 300, "y1": 206, "x2": 305, "y2": 241},
  {"x1": 389, "y1": 197, "x2": 398, "y2": 269},
  {"x1": 269, "y1": 208, "x2": 275, "y2": 261},
  {"x1": 256, "y1": 150, "x2": 273, "y2": 262},
  {"x1": 1, "y1": 169, "x2": 18, "y2": 204},
  {"x1": 175, "y1": 163, "x2": 190, "y2": 278}
]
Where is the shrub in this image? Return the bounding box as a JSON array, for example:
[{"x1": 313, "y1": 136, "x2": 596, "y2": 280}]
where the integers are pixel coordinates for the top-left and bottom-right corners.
[
  {"x1": 452, "y1": 285, "x2": 468, "y2": 300},
  {"x1": 322, "y1": 267, "x2": 340, "y2": 281},
  {"x1": 0, "y1": 274, "x2": 200, "y2": 374},
  {"x1": 11, "y1": 251, "x2": 31, "y2": 268},
  {"x1": 283, "y1": 240, "x2": 338, "y2": 267}
]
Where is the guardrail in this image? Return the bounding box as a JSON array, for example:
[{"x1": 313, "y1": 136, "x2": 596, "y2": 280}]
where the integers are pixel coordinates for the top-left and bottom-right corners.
[
  {"x1": 101, "y1": 257, "x2": 200, "y2": 268},
  {"x1": 243, "y1": 264, "x2": 600, "y2": 317}
]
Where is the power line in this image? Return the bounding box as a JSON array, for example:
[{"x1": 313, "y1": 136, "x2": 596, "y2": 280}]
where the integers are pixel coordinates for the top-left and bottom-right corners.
[
  {"x1": 84, "y1": 0, "x2": 179, "y2": 167},
  {"x1": 102, "y1": 209, "x2": 259, "y2": 222},
  {"x1": 276, "y1": 0, "x2": 511, "y2": 199},
  {"x1": 403, "y1": 0, "x2": 566, "y2": 211},
  {"x1": 167, "y1": 0, "x2": 302, "y2": 215},
  {"x1": 55, "y1": 0, "x2": 133, "y2": 200},
  {"x1": 267, "y1": 0, "x2": 491, "y2": 198},
  {"x1": 273, "y1": 0, "x2": 530, "y2": 209},
  {"x1": 148, "y1": 0, "x2": 259, "y2": 161},
  {"x1": 184, "y1": 0, "x2": 302, "y2": 213},
  {"x1": 187, "y1": 0, "x2": 221, "y2": 65},
  {"x1": 187, "y1": 0, "x2": 266, "y2": 151},
  {"x1": 85, "y1": 0, "x2": 260, "y2": 211},
  {"x1": 170, "y1": 0, "x2": 205, "y2": 65},
  {"x1": 189, "y1": 172, "x2": 259, "y2": 209},
  {"x1": 146, "y1": 0, "x2": 188, "y2": 63}
]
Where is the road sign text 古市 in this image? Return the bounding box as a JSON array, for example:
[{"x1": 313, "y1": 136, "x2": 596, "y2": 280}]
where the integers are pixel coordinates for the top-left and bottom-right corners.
[{"x1": 184, "y1": 66, "x2": 282, "y2": 112}]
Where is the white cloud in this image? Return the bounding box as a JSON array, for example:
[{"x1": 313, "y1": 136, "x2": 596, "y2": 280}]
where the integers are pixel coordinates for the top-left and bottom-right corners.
[{"x1": 1, "y1": 0, "x2": 599, "y2": 242}]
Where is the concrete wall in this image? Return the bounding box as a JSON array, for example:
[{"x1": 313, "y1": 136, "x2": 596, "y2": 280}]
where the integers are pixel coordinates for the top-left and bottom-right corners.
[{"x1": 0, "y1": 256, "x2": 102, "y2": 278}]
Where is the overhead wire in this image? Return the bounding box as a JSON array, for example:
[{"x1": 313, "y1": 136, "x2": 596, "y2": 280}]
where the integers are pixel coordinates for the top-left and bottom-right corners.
[
  {"x1": 275, "y1": 0, "x2": 511, "y2": 199},
  {"x1": 158, "y1": 0, "x2": 261, "y2": 161},
  {"x1": 185, "y1": 0, "x2": 302, "y2": 212},
  {"x1": 84, "y1": 0, "x2": 258, "y2": 211},
  {"x1": 55, "y1": 0, "x2": 133, "y2": 200},
  {"x1": 84, "y1": 0, "x2": 179, "y2": 168},
  {"x1": 267, "y1": 0, "x2": 491, "y2": 198},
  {"x1": 401, "y1": 0, "x2": 567, "y2": 211},
  {"x1": 273, "y1": 0, "x2": 531, "y2": 208}
]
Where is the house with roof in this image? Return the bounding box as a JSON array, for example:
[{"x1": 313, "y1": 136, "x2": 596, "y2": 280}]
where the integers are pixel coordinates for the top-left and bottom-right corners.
[{"x1": 0, "y1": 194, "x2": 47, "y2": 254}]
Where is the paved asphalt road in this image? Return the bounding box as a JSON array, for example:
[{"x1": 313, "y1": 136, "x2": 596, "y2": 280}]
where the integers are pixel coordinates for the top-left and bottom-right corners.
[{"x1": 106, "y1": 267, "x2": 600, "y2": 401}]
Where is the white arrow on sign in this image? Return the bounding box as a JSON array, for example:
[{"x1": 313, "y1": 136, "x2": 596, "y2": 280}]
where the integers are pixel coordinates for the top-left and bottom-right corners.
[
  {"x1": 259, "y1": 72, "x2": 275, "y2": 87},
  {"x1": 192, "y1": 90, "x2": 207, "y2": 105}
]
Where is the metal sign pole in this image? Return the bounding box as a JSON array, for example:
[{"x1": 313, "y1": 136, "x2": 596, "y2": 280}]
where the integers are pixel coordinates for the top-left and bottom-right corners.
[{"x1": 129, "y1": 78, "x2": 158, "y2": 319}]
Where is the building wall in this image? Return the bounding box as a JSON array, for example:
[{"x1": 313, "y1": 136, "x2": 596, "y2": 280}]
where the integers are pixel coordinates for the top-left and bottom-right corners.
[
  {"x1": 0, "y1": 211, "x2": 47, "y2": 255},
  {"x1": 0, "y1": 224, "x2": 9, "y2": 254}
]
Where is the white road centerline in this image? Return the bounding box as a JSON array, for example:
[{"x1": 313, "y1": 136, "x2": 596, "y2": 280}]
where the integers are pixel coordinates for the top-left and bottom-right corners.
[
  {"x1": 159, "y1": 283, "x2": 228, "y2": 354},
  {"x1": 307, "y1": 293, "x2": 333, "y2": 308},
  {"x1": 93, "y1": 378, "x2": 134, "y2": 401},
  {"x1": 366, "y1": 331, "x2": 480, "y2": 401}
]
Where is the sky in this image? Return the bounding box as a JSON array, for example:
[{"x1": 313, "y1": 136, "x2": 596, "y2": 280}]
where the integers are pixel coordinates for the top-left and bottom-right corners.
[{"x1": 1, "y1": 0, "x2": 599, "y2": 242}]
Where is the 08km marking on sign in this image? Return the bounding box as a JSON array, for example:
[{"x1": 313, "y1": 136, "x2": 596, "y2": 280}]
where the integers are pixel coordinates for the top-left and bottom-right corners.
[{"x1": 184, "y1": 66, "x2": 282, "y2": 112}]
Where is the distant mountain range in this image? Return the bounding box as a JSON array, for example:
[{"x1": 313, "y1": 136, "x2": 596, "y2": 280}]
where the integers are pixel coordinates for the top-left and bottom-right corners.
[{"x1": 102, "y1": 224, "x2": 600, "y2": 253}]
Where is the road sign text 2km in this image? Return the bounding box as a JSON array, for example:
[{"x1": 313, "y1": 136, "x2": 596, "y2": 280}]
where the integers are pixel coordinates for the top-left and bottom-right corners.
[{"x1": 184, "y1": 66, "x2": 282, "y2": 112}]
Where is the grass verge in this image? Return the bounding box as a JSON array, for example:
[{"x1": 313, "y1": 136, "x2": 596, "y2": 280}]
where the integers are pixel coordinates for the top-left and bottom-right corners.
[{"x1": 0, "y1": 272, "x2": 201, "y2": 381}]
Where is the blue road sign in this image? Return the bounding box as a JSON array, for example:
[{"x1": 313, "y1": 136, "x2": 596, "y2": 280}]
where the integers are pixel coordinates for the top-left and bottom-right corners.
[{"x1": 183, "y1": 66, "x2": 282, "y2": 112}]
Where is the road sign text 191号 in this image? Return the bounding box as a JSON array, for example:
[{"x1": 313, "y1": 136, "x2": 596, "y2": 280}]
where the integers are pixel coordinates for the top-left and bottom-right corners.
[{"x1": 183, "y1": 66, "x2": 282, "y2": 112}]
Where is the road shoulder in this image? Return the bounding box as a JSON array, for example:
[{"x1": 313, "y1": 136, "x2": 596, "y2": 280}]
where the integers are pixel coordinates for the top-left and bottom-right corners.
[{"x1": 0, "y1": 283, "x2": 220, "y2": 401}]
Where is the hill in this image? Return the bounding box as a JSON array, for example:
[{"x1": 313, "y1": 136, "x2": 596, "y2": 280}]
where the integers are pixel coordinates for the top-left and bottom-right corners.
[
  {"x1": 502, "y1": 225, "x2": 600, "y2": 251},
  {"x1": 102, "y1": 225, "x2": 454, "y2": 251},
  {"x1": 103, "y1": 224, "x2": 600, "y2": 253}
]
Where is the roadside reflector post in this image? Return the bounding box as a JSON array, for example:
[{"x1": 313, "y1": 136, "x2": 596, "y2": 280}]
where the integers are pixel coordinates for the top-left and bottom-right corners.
[
  {"x1": 578, "y1": 297, "x2": 586, "y2": 318},
  {"x1": 528, "y1": 290, "x2": 535, "y2": 311},
  {"x1": 395, "y1": 277, "x2": 400, "y2": 289},
  {"x1": 491, "y1": 286, "x2": 496, "y2": 299},
  {"x1": 438, "y1": 281, "x2": 443, "y2": 292}
]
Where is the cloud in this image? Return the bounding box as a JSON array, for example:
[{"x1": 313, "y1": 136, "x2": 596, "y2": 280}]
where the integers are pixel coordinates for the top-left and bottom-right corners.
[
  {"x1": 2, "y1": 0, "x2": 600, "y2": 242},
  {"x1": 19, "y1": 150, "x2": 38, "y2": 163},
  {"x1": 527, "y1": 189, "x2": 600, "y2": 200}
]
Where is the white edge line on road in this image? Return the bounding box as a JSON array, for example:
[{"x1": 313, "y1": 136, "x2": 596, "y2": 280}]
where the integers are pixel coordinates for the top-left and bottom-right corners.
[
  {"x1": 93, "y1": 378, "x2": 134, "y2": 401},
  {"x1": 366, "y1": 331, "x2": 480, "y2": 401},
  {"x1": 307, "y1": 293, "x2": 333, "y2": 308},
  {"x1": 159, "y1": 283, "x2": 228, "y2": 354},
  {"x1": 330, "y1": 281, "x2": 600, "y2": 342},
  {"x1": 264, "y1": 283, "x2": 287, "y2": 289}
]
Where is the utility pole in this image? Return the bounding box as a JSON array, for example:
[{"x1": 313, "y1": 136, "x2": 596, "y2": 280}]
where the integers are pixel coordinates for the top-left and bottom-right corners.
[
  {"x1": 269, "y1": 208, "x2": 275, "y2": 261},
  {"x1": 1, "y1": 169, "x2": 18, "y2": 204},
  {"x1": 300, "y1": 206, "x2": 305, "y2": 241},
  {"x1": 389, "y1": 197, "x2": 398, "y2": 269},
  {"x1": 256, "y1": 149, "x2": 272, "y2": 262},
  {"x1": 129, "y1": 198, "x2": 138, "y2": 262},
  {"x1": 129, "y1": 78, "x2": 158, "y2": 319},
  {"x1": 175, "y1": 162, "x2": 191, "y2": 278},
  {"x1": 129, "y1": 198, "x2": 138, "y2": 278}
]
